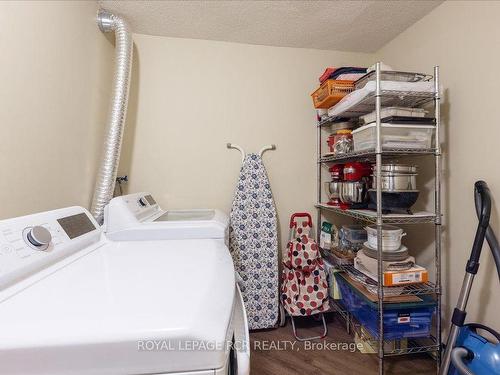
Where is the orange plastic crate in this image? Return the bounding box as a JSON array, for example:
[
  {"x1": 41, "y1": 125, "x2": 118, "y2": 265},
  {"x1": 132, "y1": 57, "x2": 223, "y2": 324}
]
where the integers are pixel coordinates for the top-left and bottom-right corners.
[{"x1": 311, "y1": 80, "x2": 355, "y2": 109}]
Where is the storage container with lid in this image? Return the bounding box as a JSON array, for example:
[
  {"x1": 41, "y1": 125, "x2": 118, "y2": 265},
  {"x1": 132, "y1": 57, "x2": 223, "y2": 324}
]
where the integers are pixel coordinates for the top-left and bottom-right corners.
[
  {"x1": 361, "y1": 107, "x2": 428, "y2": 124},
  {"x1": 335, "y1": 273, "x2": 435, "y2": 340},
  {"x1": 352, "y1": 122, "x2": 434, "y2": 151},
  {"x1": 327, "y1": 129, "x2": 353, "y2": 154},
  {"x1": 341, "y1": 224, "x2": 368, "y2": 244}
]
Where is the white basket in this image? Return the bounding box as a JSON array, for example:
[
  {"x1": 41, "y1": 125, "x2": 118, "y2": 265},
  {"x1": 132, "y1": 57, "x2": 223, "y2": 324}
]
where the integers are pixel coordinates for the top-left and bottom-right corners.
[{"x1": 352, "y1": 122, "x2": 434, "y2": 151}]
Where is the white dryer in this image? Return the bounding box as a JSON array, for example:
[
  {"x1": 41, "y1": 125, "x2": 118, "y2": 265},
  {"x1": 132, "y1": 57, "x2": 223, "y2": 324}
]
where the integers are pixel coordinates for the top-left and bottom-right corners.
[{"x1": 0, "y1": 206, "x2": 249, "y2": 375}]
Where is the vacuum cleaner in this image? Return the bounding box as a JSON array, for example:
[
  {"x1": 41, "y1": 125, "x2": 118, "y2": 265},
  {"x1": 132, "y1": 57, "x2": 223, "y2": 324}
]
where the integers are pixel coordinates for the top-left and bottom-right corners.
[{"x1": 441, "y1": 181, "x2": 500, "y2": 375}]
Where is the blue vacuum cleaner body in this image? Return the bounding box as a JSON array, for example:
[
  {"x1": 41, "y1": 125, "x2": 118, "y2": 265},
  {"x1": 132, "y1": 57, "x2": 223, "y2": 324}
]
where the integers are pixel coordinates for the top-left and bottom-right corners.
[
  {"x1": 441, "y1": 181, "x2": 500, "y2": 375},
  {"x1": 449, "y1": 325, "x2": 500, "y2": 375}
]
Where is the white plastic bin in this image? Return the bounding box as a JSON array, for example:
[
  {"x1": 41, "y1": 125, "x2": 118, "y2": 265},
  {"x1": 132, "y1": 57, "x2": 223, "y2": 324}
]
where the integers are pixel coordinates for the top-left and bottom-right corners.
[
  {"x1": 360, "y1": 107, "x2": 428, "y2": 124},
  {"x1": 352, "y1": 122, "x2": 435, "y2": 151}
]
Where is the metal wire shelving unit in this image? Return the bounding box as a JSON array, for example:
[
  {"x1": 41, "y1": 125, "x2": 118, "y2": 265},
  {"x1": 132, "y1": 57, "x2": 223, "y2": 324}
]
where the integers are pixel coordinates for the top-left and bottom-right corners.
[{"x1": 315, "y1": 63, "x2": 442, "y2": 375}]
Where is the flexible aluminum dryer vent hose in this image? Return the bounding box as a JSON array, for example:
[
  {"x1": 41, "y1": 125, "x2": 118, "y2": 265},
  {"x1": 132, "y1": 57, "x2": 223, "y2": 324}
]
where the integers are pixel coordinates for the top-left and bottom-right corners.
[{"x1": 90, "y1": 10, "x2": 133, "y2": 224}]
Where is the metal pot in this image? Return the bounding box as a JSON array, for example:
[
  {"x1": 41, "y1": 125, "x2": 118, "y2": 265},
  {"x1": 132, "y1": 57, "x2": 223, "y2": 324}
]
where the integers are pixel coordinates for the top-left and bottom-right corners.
[
  {"x1": 324, "y1": 181, "x2": 342, "y2": 200},
  {"x1": 372, "y1": 173, "x2": 417, "y2": 191},
  {"x1": 339, "y1": 181, "x2": 368, "y2": 204},
  {"x1": 373, "y1": 164, "x2": 418, "y2": 174}
]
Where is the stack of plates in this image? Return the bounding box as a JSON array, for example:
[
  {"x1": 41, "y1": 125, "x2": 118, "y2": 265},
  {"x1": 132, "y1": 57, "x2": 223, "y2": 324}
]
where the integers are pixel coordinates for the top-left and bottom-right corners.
[{"x1": 362, "y1": 242, "x2": 409, "y2": 261}]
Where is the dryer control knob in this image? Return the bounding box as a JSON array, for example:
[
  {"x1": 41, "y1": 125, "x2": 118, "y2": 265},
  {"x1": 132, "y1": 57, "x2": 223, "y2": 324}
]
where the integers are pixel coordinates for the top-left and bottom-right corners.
[
  {"x1": 138, "y1": 197, "x2": 147, "y2": 207},
  {"x1": 27, "y1": 226, "x2": 52, "y2": 248}
]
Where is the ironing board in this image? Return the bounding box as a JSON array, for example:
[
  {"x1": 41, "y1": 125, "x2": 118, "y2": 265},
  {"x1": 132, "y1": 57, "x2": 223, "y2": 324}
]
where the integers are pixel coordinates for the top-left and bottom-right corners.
[{"x1": 229, "y1": 153, "x2": 279, "y2": 330}]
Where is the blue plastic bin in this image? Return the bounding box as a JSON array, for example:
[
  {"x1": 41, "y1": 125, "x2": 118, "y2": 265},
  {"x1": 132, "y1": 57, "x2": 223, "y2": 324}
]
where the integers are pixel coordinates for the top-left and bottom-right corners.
[{"x1": 335, "y1": 273, "x2": 435, "y2": 340}]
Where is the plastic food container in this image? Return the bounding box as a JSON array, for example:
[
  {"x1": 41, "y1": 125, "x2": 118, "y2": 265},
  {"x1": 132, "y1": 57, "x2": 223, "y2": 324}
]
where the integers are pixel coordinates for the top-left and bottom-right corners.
[
  {"x1": 352, "y1": 123, "x2": 434, "y2": 151},
  {"x1": 311, "y1": 80, "x2": 355, "y2": 109},
  {"x1": 341, "y1": 225, "x2": 368, "y2": 244},
  {"x1": 335, "y1": 273, "x2": 435, "y2": 340},
  {"x1": 365, "y1": 225, "x2": 406, "y2": 251},
  {"x1": 331, "y1": 129, "x2": 353, "y2": 154}
]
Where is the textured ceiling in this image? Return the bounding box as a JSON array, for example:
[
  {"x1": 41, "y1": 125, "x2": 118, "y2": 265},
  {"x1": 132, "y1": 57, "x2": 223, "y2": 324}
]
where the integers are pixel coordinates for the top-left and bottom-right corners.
[{"x1": 98, "y1": 0, "x2": 442, "y2": 52}]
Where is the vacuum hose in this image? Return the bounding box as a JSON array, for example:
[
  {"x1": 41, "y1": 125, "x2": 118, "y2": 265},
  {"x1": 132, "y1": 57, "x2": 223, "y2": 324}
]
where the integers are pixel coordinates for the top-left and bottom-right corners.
[
  {"x1": 474, "y1": 181, "x2": 500, "y2": 281},
  {"x1": 450, "y1": 347, "x2": 474, "y2": 375}
]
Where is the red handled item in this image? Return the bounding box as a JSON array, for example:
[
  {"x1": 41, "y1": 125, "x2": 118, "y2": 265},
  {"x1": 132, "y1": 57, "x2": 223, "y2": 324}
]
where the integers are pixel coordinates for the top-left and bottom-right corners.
[{"x1": 289, "y1": 212, "x2": 313, "y2": 228}]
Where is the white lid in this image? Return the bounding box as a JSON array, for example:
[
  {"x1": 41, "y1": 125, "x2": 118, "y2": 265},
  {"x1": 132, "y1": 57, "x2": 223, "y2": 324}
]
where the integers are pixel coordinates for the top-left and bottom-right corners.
[
  {"x1": 366, "y1": 224, "x2": 403, "y2": 234},
  {"x1": 352, "y1": 122, "x2": 435, "y2": 134},
  {"x1": 105, "y1": 193, "x2": 229, "y2": 241}
]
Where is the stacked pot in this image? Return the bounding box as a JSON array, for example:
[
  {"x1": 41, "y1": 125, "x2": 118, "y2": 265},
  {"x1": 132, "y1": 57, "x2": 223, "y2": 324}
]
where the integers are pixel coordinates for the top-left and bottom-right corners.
[{"x1": 368, "y1": 163, "x2": 419, "y2": 214}]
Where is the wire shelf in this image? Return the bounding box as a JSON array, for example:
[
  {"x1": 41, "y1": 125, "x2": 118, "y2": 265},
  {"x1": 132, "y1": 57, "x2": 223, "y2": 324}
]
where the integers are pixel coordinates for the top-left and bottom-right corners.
[
  {"x1": 318, "y1": 148, "x2": 436, "y2": 163},
  {"x1": 336, "y1": 265, "x2": 437, "y2": 296},
  {"x1": 318, "y1": 89, "x2": 435, "y2": 124},
  {"x1": 316, "y1": 66, "x2": 442, "y2": 372},
  {"x1": 330, "y1": 300, "x2": 440, "y2": 357},
  {"x1": 315, "y1": 203, "x2": 437, "y2": 224}
]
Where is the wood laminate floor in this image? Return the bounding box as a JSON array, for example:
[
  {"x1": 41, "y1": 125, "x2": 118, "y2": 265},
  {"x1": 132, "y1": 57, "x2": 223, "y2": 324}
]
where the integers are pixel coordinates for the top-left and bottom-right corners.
[{"x1": 249, "y1": 314, "x2": 436, "y2": 375}]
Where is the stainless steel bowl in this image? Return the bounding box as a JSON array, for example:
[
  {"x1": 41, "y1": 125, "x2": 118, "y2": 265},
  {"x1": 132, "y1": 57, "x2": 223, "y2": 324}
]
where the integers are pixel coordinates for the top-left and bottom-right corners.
[
  {"x1": 339, "y1": 181, "x2": 368, "y2": 204},
  {"x1": 324, "y1": 181, "x2": 341, "y2": 200},
  {"x1": 372, "y1": 173, "x2": 417, "y2": 191}
]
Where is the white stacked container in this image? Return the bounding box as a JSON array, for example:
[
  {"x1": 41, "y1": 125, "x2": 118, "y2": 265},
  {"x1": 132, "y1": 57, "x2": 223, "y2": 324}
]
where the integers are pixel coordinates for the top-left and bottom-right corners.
[
  {"x1": 365, "y1": 225, "x2": 406, "y2": 252},
  {"x1": 352, "y1": 122, "x2": 435, "y2": 151}
]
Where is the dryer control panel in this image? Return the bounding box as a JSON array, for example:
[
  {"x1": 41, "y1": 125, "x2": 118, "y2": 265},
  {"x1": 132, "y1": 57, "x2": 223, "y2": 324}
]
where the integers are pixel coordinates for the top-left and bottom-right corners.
[{"x1": 0, "y1": 207, "x2": 101, "y2": 291}]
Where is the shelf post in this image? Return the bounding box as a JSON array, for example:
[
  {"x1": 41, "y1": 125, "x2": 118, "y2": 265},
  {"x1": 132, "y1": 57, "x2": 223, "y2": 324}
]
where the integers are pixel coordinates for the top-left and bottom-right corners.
[
  {"x1": 433, "y1": 65, "x2": 442, "y2": 373},
  {"x1": 316, "y1": 116, "x2": 322, "y2": 244},
  {"x1": 375, "y1": 61, "x2": 385, "y2": 375}
]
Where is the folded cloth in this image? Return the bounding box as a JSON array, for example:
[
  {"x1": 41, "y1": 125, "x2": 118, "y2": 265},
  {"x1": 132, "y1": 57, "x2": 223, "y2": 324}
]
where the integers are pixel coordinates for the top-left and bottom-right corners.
[
  {"x1": 355, "y1": 250, "x2": 415, "y2": 276},
  {"x1": 319, "y1": 67, "x2": 336, "y2": 83},
  {"x1": 335, "y1": 73, "x2": 368, "y2": 81},
  {"x1": 329, "y1": 67, "x2": 367, "y2": 80}
]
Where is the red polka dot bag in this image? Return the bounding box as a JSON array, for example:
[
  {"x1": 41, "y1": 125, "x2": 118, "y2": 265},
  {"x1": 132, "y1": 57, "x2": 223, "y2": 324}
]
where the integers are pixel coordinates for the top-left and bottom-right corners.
[{"x1": 281, "y1": 213, "x2": 330, "y2": 318}]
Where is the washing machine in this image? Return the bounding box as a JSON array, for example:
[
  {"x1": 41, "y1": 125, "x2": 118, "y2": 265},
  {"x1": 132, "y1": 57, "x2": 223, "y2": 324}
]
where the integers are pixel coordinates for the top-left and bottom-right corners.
[
  {"x1": 0, "y1": 206, "x2": 250, "y2": 375},
  {"x1": 104, "y1": 192, "x2": 228, "y2": 241}
]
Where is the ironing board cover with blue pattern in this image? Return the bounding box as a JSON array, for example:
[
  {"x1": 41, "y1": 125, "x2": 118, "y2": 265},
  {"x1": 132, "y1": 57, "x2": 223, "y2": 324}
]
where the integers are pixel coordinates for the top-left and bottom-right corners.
[{"x1": 229, "y1": 153, "x2": 279, "y2": 330}]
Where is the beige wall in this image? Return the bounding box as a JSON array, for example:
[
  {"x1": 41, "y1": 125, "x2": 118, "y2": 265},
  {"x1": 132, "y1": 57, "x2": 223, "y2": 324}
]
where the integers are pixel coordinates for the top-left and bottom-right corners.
[
  {"x1": 0, "y1": 1, "x2": 113, "y2": 219},
  {"x1": 376, "y1": 1, "x2": 500, "y2": 330},
  {"x1": 118, "y1": 34, "x2": 372, "y2": 247}
]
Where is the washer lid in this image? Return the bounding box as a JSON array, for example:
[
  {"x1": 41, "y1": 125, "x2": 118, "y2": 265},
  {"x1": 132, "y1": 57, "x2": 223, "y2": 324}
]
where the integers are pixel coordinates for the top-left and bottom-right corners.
[
  {"x1": 104, "y1": 193, "x2": 229, "y2": 241},
  {"x1": 0, "y1": 239, "x2": 236, "y2": 374}
]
